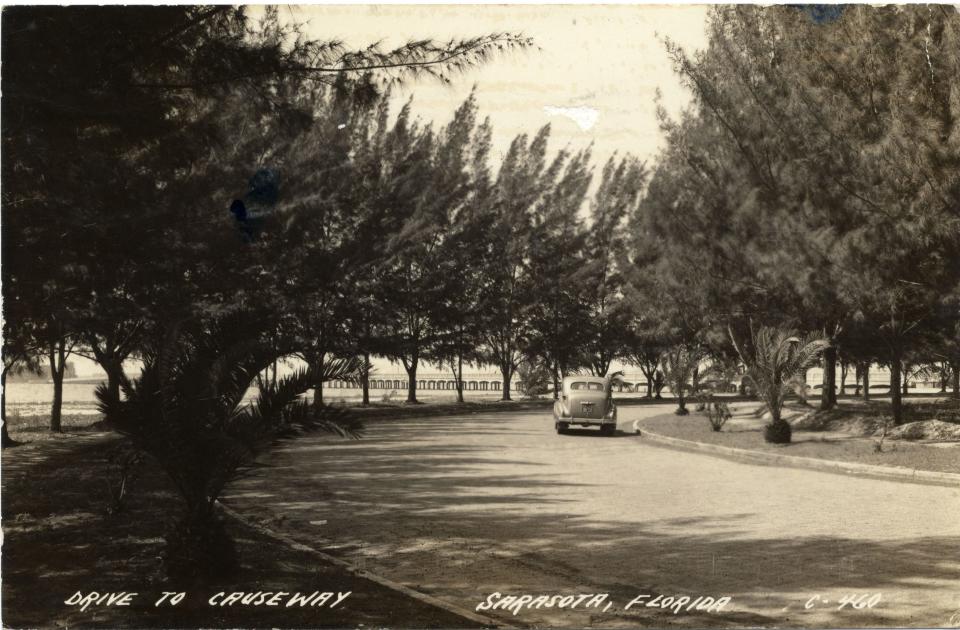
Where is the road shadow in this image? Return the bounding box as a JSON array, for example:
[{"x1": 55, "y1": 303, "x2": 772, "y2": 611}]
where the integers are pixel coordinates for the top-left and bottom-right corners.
[{"x1": 225, "y1": 412, "x2": 960, "y2": 628}]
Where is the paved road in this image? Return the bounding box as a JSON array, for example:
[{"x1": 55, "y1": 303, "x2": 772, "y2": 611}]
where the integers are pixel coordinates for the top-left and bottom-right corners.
[{"x1": 225, "y1": 404, "x2": 960, "y2": 628}]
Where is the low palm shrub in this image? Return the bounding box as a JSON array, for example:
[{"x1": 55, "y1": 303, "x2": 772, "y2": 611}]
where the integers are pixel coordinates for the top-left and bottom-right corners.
[
  {"x1": 699, "y1": 396, "x2": 732, "y2": 432},
  {"x1": 694, "y1": 360, "x2": 739, "y2": 422},
  {"x1": 763, "y1": 418, "x2": 792, "y2": 443},
  {"x1": 661, "y1": 345, "x2": 703, "y2": 415},
  {"x1": 730, "y1": 324, "x2": 828, "y2": 444},
  {"x1": 97, "y1": 313, "x2": 364, "y2": 580}
]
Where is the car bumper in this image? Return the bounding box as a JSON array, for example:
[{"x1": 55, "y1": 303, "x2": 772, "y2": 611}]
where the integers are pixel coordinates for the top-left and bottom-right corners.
[{"x1": 555, "y1": 417, "x2": 617, "y2": 426}]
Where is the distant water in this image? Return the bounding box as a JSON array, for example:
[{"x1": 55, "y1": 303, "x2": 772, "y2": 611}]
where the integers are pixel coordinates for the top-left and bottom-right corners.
[
  {"x1": 4, "y1": 380, "x2": 264, "y2": 416},
  {"x1": 5, "y1": 381, "x2": 104, "y2": 415},
  {"x1": 3, "y1": 380, "x2": 499, "y2": 416}
]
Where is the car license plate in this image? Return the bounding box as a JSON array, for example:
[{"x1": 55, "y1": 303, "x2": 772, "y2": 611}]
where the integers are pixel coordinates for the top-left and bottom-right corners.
[{"x1": 581, "y1": 402, "x2": 593, "y2": 412}]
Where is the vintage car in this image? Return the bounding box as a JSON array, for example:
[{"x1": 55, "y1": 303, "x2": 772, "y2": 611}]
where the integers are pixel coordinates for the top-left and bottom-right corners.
[{"x1": 553, "y1": 375, "x2": 618, "y2": 436}]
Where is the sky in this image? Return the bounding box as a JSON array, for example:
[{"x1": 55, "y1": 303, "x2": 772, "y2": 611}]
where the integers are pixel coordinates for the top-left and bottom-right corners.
[{"x1": 292, "y1": 4, "x2": 711, "y2": 169}]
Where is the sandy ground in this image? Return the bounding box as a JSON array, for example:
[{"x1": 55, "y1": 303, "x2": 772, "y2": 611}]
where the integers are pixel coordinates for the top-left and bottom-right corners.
[{"x1": 223, "y1": 404, "x2": 960, "y2": 628}]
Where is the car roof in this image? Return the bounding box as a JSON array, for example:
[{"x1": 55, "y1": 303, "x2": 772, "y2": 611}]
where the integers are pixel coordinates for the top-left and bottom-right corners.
[{"x1": 562, "y1": 375, "x2": 606, "y2": 384}]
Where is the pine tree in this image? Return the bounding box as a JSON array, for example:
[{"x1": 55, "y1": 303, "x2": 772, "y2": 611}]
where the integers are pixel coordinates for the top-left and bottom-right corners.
[{"x1": 524, "y1": 148, "x2": 593, "y2": 395}]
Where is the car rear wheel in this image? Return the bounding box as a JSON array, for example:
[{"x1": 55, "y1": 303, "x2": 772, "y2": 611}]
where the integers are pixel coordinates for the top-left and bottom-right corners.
[
  {"x1": 600, "y1": 424, "x2": 615, "y2": 436},
  {"x1": 556, "y1": 421, "x2": 569, "y2": 434}
]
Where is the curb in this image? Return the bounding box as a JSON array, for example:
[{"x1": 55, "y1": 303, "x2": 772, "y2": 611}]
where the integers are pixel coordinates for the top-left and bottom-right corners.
[
  {"x1": 631, "y1": 420, "x2": 960, "y2": 488},
  {"x1": 216, "y1": 501, "x2": 516, "y2": 629}
]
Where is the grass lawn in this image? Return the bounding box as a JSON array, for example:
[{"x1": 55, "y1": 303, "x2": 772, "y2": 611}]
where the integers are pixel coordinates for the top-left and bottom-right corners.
[
  {"x1": 1, "y1": 433, "x2": 482, "y2": 628},
  {"x1": 5, "y1": 397, "x2": 556, "y2": 447},
  {"x1": 5, "y1": 413, "x2": 110, "y2": 445},
  {"x1": 639, "y1": 400, "x2": 960, "y2": 475}
]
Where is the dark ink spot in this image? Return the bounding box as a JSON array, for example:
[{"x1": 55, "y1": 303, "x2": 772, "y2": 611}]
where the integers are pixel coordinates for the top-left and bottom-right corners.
[
  {"x1": 247, "y1": 169, "x2": 279, "y2": 207},
  {"x1": 790, "y1": 4, "x2": 845, "y2": 24},
  {"x1": 230, "y1": 199, "x2": 247, "y2": 221},
  {"x1": 229, "y1": 169, "x2": 280, "y2": 243}
]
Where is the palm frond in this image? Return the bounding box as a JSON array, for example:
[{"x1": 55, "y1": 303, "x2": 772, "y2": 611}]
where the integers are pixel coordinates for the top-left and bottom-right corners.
[
  {"x1": 104, "y1": 311, "x2": 366, "y2": 518},
  {"x1": 732, "y1": 324, "x2": 828, "y2": 426}
]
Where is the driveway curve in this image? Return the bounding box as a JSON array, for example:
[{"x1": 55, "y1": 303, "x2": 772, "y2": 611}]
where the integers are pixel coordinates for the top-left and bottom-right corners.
[{"x1": 225, "y1": 403, "x2": 960, "y2": 628}]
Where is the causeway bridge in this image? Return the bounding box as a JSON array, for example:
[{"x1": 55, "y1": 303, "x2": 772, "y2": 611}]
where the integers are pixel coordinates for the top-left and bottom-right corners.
[
  {"x1": 326, "y1": 365, "x2": 937, "y2": 395},
  {"x1": 327, "y1": 371, "x2": 653, "y2": 393}
]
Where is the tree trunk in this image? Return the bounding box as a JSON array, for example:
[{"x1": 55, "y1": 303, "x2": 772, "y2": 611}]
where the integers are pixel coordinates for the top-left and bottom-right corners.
[
  {"x1": 552, "y1": 361, "x2": 560, "y2": 400},
  {"x1": 500, "y1": 362, "x2": 512, "y2": 401},
  {"x1": 769, "y1": 396, "x2": 782, "y2": 424},
  {"x1": 49, "y1": 340, "x2": 66, "y2": 433},
  {"x1": 839, "y1": 362, "x2": 848, "y2": 398},
  {"x1": 796, "y1": 368, "x2": 808, "y2": 405},
  {"x1": 2, "y1": 367, "x2": 18, "y2": 448},
  {"x1": 675, "y1": 391, "x2": 687, "y2": 415},
  {"x1": 404, "y1": 356, "x2": 419, "y2": 404},
  {"x1": 951, "y1": 361, "x2": 960, "y2": 401},
  {"x1": 594, "y1": 357, "x2": 611, "y2": 379},
  {"x1": 88, "y1": 338, "x2": 127, "y2": 409},
  {"x1": 638, "y1": 362, "x2": 655, "y2": 398},
  {"x1": 1, "y1": 416, "x2": 14, "y2": 448},
  {"x1": 97, "y1": 354, "x2": 125, "y2": 423},
  {"x1": 853, "y1": 363, "x2": 862, "y2": 397},
  {"x1": 456, "y1": 332, "x2": 465, "y2": 403},
  {"x1": 820, "y1": 346, "x2": 837, "y2": 410},
  {"x1": 105, "y1": 362, "x2": 123, "y2": 405},
  {"x1": 901, "y1": 364, "x2": 910, "y2": 396},
  {"x1": 312, "y1": 352, "x2": 325, "y2": 409},
  {"x1": 451, "y1": 362, "x2": 464, "y2": 404},
  {"x1": 361, "y1": 352, "x2": 370, "y2": 406},
  {"x1": 862, "y1": 364, "x2": 870, "y2": 402},
  {"x1": 890, "y1": 359, "x2": 903, "y2": 424},
  {"x1": 97, "y1": 359, "x2": 125, "y2": 427}
]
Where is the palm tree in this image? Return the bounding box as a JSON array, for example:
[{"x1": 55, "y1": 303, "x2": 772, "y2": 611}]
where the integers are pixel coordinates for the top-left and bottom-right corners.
[
  {"x1": 661, "y1": 344, "x2": 703, "y2": 415},
  {"x1": 96, "y1": 312, "x2": 364, "y2": 579},
  {"x1": 729, "y1": 324, "x2": 828, "y2": 443}
]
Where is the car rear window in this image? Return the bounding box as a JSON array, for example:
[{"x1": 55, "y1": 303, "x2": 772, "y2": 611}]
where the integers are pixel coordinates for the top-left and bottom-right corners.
[{"x1": 571, "y1": 382, "x2": 604, "y2": 391}]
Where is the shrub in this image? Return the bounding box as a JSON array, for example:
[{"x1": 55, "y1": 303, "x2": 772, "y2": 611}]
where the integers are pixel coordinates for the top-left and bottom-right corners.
[
  {"x1": 165, "y1": 510, "x2": 239, "y2": 580},
  {"x1": 662, "y1": 345, "x2": 704, "y2": 415},
  {"x1": 516, "y1": 359, "x2": 551, "y2": 398},
  {"x1": 104, "y1": 442, "x2": 143, "y2": 516},
  {"x1": 730, "y1": 324, "x2": 828, "y2": 444},
  {"x1": 704, "y1": 400, "x2": 732, "y2": 432},
  {"x1": 934, "y1": 405, "x2": 960, "y2": 424},
  {"x1": 96, "y1": 312, "x2": 364, "y2": 580},
  {"x1": 873, "y1": 415, "x2": 897, "y2": 452},
  {"x1": 764, "y1": 419, "x2": 792, "y2": 444}
]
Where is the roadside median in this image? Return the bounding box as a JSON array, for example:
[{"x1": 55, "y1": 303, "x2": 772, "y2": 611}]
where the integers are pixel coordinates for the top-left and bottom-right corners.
[{"x1": 633, "y1": 417, "x2": 960, "y2": 488}]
